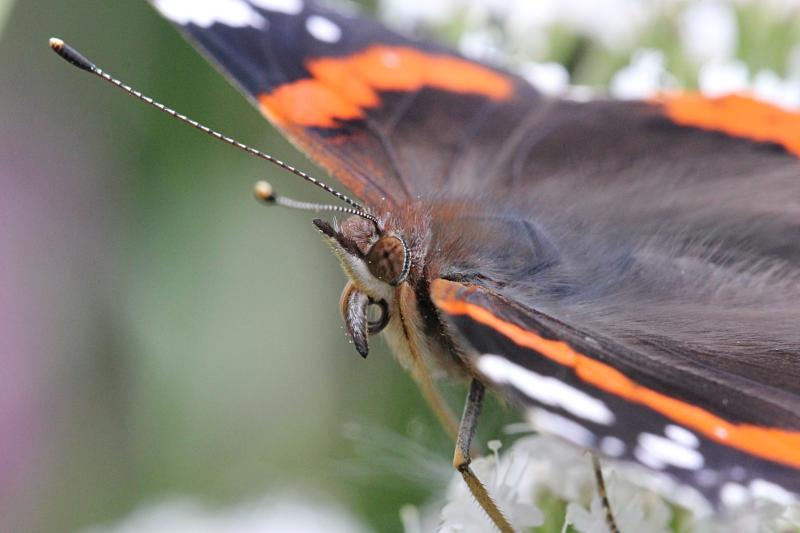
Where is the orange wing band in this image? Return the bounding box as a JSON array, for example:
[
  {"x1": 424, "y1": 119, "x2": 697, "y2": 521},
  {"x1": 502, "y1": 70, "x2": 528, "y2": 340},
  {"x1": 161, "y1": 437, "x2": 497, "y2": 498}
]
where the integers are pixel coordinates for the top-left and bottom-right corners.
[
  {"x1": 431, "y1": 279, "x2": 800, "y2": 469},
  {"x1": 657, "y1": 93, "x2": 800, "y2": 158},
  {"x1": 259, "y1": 45, "x2": 514, "y2": 128}
]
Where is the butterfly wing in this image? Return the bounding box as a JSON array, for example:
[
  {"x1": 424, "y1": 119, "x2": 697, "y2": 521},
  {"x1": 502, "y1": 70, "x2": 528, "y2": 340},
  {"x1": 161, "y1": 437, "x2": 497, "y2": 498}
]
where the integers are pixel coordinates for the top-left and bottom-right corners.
[
  {"x1": 424, "y1": 97, "x2": 800, "y2": 501},
  {"x1": 151, "y1": 0, "x2": 539, "y2": 206},
  {"x1": 430, "y1": 276, "x2": 800, "y2": 506},
  {"x1": 430, "y1": 274, "x2": 800, "y2": 506}
]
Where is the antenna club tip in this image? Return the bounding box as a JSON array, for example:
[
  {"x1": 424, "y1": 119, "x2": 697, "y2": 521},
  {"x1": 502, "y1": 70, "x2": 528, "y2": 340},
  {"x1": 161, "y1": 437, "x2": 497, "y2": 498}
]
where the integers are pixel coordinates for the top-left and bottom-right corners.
[
  {"x1": 253, "y1": 180, "x2": 275, "y2": 202},
  {"x1": 49, "y1": 37, "x2": 96, "y2": 72}
]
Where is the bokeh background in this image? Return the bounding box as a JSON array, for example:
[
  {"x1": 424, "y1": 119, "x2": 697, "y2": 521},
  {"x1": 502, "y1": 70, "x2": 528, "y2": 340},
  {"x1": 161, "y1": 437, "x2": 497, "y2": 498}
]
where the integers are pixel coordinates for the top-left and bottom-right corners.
[{"x1": 1, "y1": 1, "x2": 799, "y2": 532}]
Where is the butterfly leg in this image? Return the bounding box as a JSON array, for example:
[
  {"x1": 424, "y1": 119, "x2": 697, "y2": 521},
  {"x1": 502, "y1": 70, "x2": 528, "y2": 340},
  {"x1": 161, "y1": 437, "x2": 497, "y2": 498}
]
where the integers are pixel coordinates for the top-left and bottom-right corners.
[
  {"x1": 397, "y1": 283, "x2": 461, "y2": 441},
  {"x1": 453, "y1": 379, "x2": 515, "y2": 533},
  {"x1": 591, "y1": 454, "x2": 619, "y2": 533}
]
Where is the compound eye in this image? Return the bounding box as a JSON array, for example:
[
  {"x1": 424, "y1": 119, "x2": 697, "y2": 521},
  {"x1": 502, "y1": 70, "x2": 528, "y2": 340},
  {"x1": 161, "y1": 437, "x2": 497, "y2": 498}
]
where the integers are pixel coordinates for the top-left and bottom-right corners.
[{"x1": 365, "y1": 235, "x2": 409, "y2": 285}]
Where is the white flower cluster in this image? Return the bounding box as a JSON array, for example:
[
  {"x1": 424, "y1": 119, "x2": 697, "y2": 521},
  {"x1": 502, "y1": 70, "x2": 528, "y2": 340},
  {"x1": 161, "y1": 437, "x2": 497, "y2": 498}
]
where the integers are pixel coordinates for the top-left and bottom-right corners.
[
  {"x1": 378, "y1": 0, "x2": 800, "y2": 108},
  {"x1": 402, "y1": 435, "x2": 800, "y2": 533}
]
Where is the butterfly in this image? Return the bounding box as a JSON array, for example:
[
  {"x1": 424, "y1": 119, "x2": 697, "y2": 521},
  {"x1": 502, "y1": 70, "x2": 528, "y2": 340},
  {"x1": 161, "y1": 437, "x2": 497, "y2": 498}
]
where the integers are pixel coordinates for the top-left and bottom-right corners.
[{"x1": 52, "y1": 0, "x2": 800, "y2": 530}]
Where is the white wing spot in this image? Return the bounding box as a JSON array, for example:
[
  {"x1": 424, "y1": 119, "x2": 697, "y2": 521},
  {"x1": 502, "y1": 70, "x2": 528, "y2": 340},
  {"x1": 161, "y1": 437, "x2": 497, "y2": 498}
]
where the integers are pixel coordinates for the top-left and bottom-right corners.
[
  {"x1": 714, "y1": 426, "x2": 729, "y2": 440},
  {"x1": 664, "y1": 424, "x2": 699, "y2": 448},
  {"x1": 478, "y1": 355, "x2": 615, "y2": 425},
  {"x1": 750, "y1": 479, "x2": 795, "y2": 505},
  {"x1": 720, "y1": 482, "x2": 750, "y2": 507},
  {"x1": 637, "y1": 432, "x2": 704, "y2": 470},
  {"x1": 528, "y1": 409, "x2": 595, "y2": 447},
  {"x1": 306, "y1": 15, "x2": 342, "y2": 43},
  {"x1": 634, "y1": 444, "x2": 666, "y2": 470},
  {"x1": 600, "y1": 436, "x2": 626, "y2": 457},
  {"x1": 249, "y1": 0, "x2": 303, "y2": 14},
  {"x1": 154, "y1": 0, "x2": 266, "y2": 28}
]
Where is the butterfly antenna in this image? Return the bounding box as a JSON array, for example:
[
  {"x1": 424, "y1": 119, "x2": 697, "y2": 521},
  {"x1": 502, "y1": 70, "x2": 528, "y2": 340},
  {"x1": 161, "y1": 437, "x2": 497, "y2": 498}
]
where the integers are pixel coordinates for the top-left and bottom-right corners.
[
  {"x1": 48, "y1": 37, "x2": 380, "y2": 228},
  {"x1": 254, "y1": 180, "x2": 372, "y2": 219}
]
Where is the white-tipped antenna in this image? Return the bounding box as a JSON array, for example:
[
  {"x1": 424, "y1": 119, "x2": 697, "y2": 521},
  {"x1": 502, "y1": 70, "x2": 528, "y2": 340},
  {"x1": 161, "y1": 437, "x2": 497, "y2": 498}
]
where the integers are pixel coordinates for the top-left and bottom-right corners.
[
  {"x1": 254, "y1": 181, "x2": 373, "y2": 218},
  {"x1": 49, "y1": 37, "x2": 380, "y2": 228}
]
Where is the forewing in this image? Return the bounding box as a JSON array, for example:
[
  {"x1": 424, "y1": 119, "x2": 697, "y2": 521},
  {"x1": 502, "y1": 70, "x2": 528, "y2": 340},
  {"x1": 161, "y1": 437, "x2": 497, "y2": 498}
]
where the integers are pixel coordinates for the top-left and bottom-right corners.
[
  {"x1": 151, "y1": 0, "x2": 537, "y2": 206},
  {"x1": 431, "y1": 279, "x2": 800, "y2": 507},
  {"x1": 153, "y1": 1, "x2": 800, "y2": 214}
]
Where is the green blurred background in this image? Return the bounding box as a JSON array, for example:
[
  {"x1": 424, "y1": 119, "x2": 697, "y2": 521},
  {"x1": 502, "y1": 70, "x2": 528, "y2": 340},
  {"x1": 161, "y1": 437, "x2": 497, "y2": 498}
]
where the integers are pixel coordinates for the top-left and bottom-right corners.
[{"x1": 3, "y1": 1, "x2": 800, "y2": 532}]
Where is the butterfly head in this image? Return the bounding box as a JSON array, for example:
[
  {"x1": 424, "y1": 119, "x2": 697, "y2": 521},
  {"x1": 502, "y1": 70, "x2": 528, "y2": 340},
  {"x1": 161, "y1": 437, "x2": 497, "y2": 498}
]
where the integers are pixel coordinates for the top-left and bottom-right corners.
[
  {"x1": 252, "y1": 180, "x2": 417, "y2": 358},
  {"x1": 313, "y1": 215, "x2": 412, "y2": 358}
]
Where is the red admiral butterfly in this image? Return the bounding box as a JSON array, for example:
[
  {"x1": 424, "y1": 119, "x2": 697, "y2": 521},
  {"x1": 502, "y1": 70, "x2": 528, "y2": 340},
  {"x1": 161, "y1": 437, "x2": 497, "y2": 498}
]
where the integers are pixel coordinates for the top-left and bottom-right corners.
[{"x1": 51, "y1": 1, "x2": 800, "y2": 530}]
